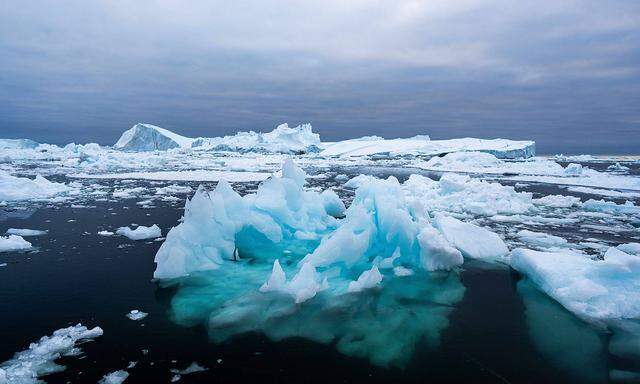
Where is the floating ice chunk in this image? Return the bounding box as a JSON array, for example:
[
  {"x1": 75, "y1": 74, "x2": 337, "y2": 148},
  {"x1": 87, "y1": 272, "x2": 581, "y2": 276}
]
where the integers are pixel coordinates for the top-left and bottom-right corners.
[
  {"x1": 260, "y1": 260, "x2": 327, "y2": 303},
  {"x1": 99, "y1": 370, "x2": 129, "y2": 384},
  {"x1": 179, "y1": 362, "x2": 207, "y2": 374},
  {"x1": 567, "y1": 186, "x2": 640, "y2": 198},
  {"x1": 155, "y1": 184, "x2": 193, "y2": 195},
  {"x1": 511, "y1": 247, "x2": 640, "y2": 320},
  {"x1": 564, "y1": 163, "x2": 583, "y2": 176},
  {"x1": 533, "y1": 194, "x2": 581, "y2": 208},
  {"x1": 114, "y1": 123, "x2": 193, "y2": 151},
  {"x1": 517, "y1": 230, "x2": 567, "y2": 248},
  {"x1": 582, "y1": 199, "x2": 640, "y2": 215},
  {"x1": 116, "y1": 225, "x2": 161, "y2": 240},
  {"x1": 0, "y1": 171, "x2": 72, "y2": 202},
  {"x1": 0, "y1": 324, "x2": 103, "y2": 383},
  {"x1": 607, "y1": 162, "x2": 629, "y2": 172},
  {"x1": 98, "y1": 230, "x2": 115, "y2": 236},
  {"x1": 6, "y1": 228, "x2": 47, "y2": 236},
  {"x1": 126, "y1": 310, "x2": 148, "y2": 321},
  {"x1": 434, "y1": 214, "x2": 508, "y2": 261},
  {"x1": 112, "y1": 187, "x2": 146, "y2": 199},
  {"x1": 0, "y1": 235, "x2": 32, "y2": 252},
  {"x1": 347, "y1": 266, "x2": 382, "y2": 293}
]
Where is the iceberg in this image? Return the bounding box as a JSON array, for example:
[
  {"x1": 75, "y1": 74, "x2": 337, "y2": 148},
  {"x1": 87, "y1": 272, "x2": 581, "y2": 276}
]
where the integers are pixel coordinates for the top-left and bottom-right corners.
[
  {"x1": 114, "y1": 123, "x2": 194, "y2": 151},
  {"x1": 6, "y1": 228, "x2": 48, "y2": 236},
  {"x1": 99, "y1": 370, "x2": 129, "y2": 384},
  {"x1": 192, "y1": 123, "x2": 321, "y2": 154},
  {"x1": 0, "y1": 138, "x2": 39, "y2": 149},
  {"x1": 320, "y1": 137, "x2": 535, "y2": 159}
]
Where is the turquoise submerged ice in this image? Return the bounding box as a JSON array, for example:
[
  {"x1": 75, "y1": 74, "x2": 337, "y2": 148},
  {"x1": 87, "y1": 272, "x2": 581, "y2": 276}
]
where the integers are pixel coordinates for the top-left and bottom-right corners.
[{"x1": 153, "y1": 160, "x2": 503, "y2": 366}]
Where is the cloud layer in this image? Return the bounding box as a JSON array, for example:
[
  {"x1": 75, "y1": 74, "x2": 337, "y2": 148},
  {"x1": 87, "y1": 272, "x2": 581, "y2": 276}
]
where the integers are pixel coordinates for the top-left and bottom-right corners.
[{"x1": 1, "y1": 0, "x2": 639, "y2": 153}]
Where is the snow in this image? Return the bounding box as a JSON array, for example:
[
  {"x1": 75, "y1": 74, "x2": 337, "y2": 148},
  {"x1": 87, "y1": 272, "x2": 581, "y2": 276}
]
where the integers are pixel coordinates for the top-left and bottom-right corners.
[
  {"x1": 70, "y1": 170, "x2": 271, "y2": 182},
  {"x1": 511, "y1": 248, "x2": 640, "y2": 320},
  {"x1": 6, "y1": 228, "x2": 47, "y2": 236},
  {"x1": 0, "y1": 171, "x2": 72, "y2": 202},
  {"x1": 126, "y1": 310, "x2": 148, "y2": 321},
  {"x1": 321, "y1": 137, "x2": 535, "y2": 159},
  {"x1": 0, "y1": 235, "x2": 32, "y2": 252},
  {"x1": 116, "y1": 225, "x2": 162, "y2": 240},
  {"x1": 114, "y1": 123, "x2": 194, "y2": 151},
  {"x1": 0, "y1": 324, "x2": 103, "y2": 383},
  {"x1": 434, "y1": 214, "x2": 509, "y2": 261},
  {"x1": 99, "y1": 370, "x2": 129, "y2": 384}
]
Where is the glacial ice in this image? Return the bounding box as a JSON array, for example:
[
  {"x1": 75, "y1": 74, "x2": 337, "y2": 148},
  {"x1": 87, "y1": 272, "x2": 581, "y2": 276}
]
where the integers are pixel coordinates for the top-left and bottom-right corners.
[
  {"x1": 116, "y1": 225, "x2": 162, "y2": 240},
  {"x1": 511, "y1": 247, "x2": 640, "y2": 320},
  {"x1": 0, "y1": 235, "x2": 32, "y2": 252},
  {"x1": 433, "y1": 213, "x2": 509, "y2": 261},
  {"x1": 0, "y1": 138, "x2": 39, "y2": 149},
  {"x1": 0, "y1": 324, "x2": 103, "y2": 383}
]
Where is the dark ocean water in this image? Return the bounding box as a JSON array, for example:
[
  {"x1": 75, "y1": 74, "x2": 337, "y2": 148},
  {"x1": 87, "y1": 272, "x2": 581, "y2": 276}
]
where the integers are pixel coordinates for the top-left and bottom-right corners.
[{"x1": 1, "y1": 166, "x2": 638, "y2": 383}]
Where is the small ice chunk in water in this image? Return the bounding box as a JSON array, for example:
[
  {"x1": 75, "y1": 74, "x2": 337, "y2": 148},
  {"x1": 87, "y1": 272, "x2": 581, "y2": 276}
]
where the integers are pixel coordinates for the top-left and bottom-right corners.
[
  {"x1": 98, "y1": 230, "x2": 115, "y2": 236},
  {"x1": 0, "y1": 235, "x2": 32, "y2": 252},
  {"x1": 6, "y1": 228, "x2": 47, "y2": 236},
  {"x1": 179, "y1": 362, "x2": 207, "y2": 374},
  {"x1": 116, "y1": 225, "x2": 161, "y2": 240},
  {"x1": 517, "y1": 230, "x2": 567, "y2": 248},
  {"x1": 126, "y1": 310, "x2": 148, "y2": 321},
  {"x1": 0, "y1": 324, "x2": 103, "y2": 383},
  {"x1": 99, "y1": 370, "x2": 129, "y2": 384},
  {"x1": 347, "y1": 265, "x2": 382, "y2": 293}
]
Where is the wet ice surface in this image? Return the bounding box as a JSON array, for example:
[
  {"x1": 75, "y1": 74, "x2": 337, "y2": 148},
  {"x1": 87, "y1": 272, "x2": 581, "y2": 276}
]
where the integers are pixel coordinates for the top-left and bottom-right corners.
[{"x1": 1, "y1": 159, "x2": 639, "y2": 383}]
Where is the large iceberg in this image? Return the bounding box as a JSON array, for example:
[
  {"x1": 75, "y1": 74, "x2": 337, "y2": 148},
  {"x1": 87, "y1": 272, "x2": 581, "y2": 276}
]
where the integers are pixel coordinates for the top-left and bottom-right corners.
[
  {"x1": 114, "y1": 123, "x2": 194, "y2": 151},
  {"x1": 320, "y1": 137, "x2": 535, "y2": 159},
  {"x1": 192, "y1": 123, "x2": 321, "y2": 154}
]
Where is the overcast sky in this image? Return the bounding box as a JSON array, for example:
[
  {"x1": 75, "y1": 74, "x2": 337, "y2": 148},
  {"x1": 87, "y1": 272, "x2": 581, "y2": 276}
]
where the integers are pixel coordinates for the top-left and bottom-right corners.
[{"x1": 1, "y1": 0, "x2": 639, "y2": 153}]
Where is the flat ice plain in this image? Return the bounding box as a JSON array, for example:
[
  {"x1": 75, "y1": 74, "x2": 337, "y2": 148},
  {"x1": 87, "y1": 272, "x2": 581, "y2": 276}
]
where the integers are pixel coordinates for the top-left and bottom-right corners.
[{"x1": 1, "y1": 123, "x2": 639, "y2": 383}]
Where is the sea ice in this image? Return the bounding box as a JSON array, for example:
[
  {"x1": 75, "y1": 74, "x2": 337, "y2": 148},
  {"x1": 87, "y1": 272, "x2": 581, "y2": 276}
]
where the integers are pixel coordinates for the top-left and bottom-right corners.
[
  {"x1": 434, "y1": 214, "x2": 509, "y2": 261},
  {"x1": 0, "y1": 235, "x2": 32, "y2": 252},
  {"x1": 511, "y1": 247, "x2": 640, "y2": 320},
  {"x1": 6, "y1": 228, "x2": 47, "y2": 236},
  {"x1": 0, "y1": 171, "x2": 72, "y2": 202},
  {"x1": 126, "y1": 310, "x2": 148, "y2": 321},
  {"x1": 0, "y1": 324, "x2": 103, "y2": 383},
  {"x1": 99, "y1": 370, "x2": 129, "y2": 384},
  {"x1": 516, "y1": 230, "x2": 568, "y2": 248},
  {"x1": 116, "y1": 225, "x2": 162, "y2": 240}
]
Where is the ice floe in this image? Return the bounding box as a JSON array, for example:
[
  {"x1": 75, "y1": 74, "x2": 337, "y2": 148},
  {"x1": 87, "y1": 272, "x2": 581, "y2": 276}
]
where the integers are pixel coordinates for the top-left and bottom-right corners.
[
  {"x1": 117, "y1": 225, "x2": 162, "y2": 240},
  {"x1": 6, "y1": 228, "x2": 47, "y2": 236},
  {"x1": 0, "y1": 235, "x2": 32, "y2": 252},
  {"x1": 0, "y1": 324, "x2": 103, "y2": 383}
]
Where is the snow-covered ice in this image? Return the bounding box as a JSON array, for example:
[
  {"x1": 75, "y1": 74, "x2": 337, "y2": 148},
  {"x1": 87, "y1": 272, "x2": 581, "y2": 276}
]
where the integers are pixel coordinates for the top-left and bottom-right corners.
[
  {"x1": 117, "y1": 225, "x2": 162, "y2": 240},
  {"x1": 0, "y1": 324, "x2": 103, "y2": 383},
  {"x1": 0, "y1": 235, "x2": 32, "y2": 252}
]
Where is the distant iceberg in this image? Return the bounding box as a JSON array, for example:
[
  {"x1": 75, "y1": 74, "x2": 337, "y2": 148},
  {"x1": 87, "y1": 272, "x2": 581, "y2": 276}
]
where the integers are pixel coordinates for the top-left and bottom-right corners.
[
  {"x1": 0, "y1": 138, "x2": 39, "y2": 150},
  {"x1": 114, "y1": 123, "x2": 194, "y2": 151}
]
